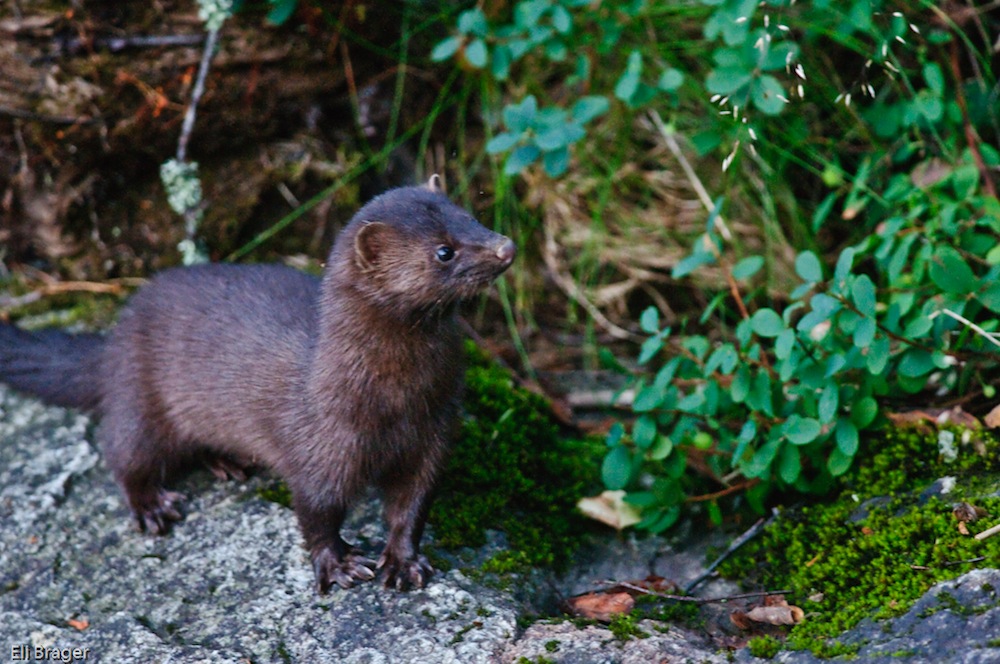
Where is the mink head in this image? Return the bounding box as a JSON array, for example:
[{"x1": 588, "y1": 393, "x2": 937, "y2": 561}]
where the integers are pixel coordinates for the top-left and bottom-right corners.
[{"x1": 330, "y1": 177, "x2": 516, "y2": 319}]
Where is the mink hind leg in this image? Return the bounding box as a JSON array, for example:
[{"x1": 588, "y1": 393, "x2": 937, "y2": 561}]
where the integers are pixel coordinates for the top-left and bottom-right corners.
[
  {"x1": 97, "y1": 412, "x2": 185, "y2": 535},
  {"x1": 292, "y1": 492, "x2": 377, "y2": 593}
]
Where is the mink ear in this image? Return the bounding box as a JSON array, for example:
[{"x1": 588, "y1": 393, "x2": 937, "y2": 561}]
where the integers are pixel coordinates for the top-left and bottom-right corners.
[
  {"x1": 425, "y1": 174, "x2": 444, "y2": 193},
  {"x1": 354, "y1": 222, "x2": 391, "y2": 271}
]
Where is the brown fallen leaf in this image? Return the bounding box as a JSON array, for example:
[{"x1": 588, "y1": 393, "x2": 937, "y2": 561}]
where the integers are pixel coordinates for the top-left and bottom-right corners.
[
  {"x1": 565, "y1": 592, "x2": 635, "y2": 622},
  {"x1": 67, "y1": 618, "x2": 89, "y2": 630},
  {"x1": 985, "y1": 403, "x2": 1000, "y2": 429},
  {"x1": 577, "y1": 490, "x2": 642, "y2": 530},
  {"x1": 953, "y1": 502, "x2": 987, "y2": 523},
  {"x1": 731, "y1": 595, "x2": 805, "y2": 629}
]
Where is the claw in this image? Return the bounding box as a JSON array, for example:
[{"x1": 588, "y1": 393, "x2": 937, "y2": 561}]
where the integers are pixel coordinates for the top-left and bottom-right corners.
[
  {"x1": 378, "y1": 553, "x2": 434, "y2": 591},
  {"x1": 312, "y1": 547, "x2": 378, "y2": 593}
]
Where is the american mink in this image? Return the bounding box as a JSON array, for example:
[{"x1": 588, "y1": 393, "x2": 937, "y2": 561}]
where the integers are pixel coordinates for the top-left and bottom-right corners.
[{"x1": 0, "y1": 177, "x2": 515, "y2": 592}]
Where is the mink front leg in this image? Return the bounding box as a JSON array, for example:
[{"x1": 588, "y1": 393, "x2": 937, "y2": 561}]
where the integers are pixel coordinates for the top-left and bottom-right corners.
[
  {"x1": 293, "y1": 495, "x2": 376, "y2": 593},
  {"x1": 377, "y1": 463, "x2": 440, "y2": 591}
]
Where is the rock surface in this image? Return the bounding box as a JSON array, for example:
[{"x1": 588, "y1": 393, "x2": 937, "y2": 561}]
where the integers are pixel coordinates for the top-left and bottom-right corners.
[{"x1": 3, "y1": 384, "x2": 999, "y2": 663}]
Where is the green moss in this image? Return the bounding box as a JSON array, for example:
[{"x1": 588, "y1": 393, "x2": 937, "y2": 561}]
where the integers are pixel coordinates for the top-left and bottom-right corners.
[
  {"x1": 747, "y1": 635, "x2": 781, "y2": 659},
  {"x1": 544, "y1": 640, "x2": 559, "y2": 652},
  {"x1": 256, "y1": 480, "x2": 293, "y2": 508},
  {"x1": 720, "y1": 427, "x2": 1000, "y2": 657},
  {"x1": 430, "y1": 341, "x2": 601, "y2": 570},
  {"x1": 607, "y1": 612, "x2": 649, "y2": 642}
]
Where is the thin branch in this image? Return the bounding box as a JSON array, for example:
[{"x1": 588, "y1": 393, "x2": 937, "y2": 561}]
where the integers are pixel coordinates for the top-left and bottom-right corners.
[
  {"x1": 931, "y1": 308, "x2": 1000, "y2": 350},
  {"x1": 607, "y1": 582, "x2": 792, "y2": 605},
  {"x1": 176, "y1": 28, "x2": 220, "y2": 163},
  {"x1": 683, "y1": 510, "x2": 777, "y2": 594}
]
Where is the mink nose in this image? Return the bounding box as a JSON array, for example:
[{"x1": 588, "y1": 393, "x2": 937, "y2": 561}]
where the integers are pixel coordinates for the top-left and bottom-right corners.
[{"x1": 495, "y1": 238, "x2": 516, "y2": 266}]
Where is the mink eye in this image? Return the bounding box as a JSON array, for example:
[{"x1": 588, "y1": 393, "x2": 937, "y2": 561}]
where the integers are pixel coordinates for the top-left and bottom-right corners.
[{"x1": 436, "y1": 246, "x2": 456, "y2": 262}]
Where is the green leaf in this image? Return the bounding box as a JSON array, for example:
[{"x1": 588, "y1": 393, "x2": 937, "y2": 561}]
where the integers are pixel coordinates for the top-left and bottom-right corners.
[
  {"x1": 731, "y1": 365, "x2": 751, "y2": 403},
  {"x1": 706, "y1": 67, "x2": 753, "y2": 95},
  {"x1": 657, "y1": 67, "x2": 685, "y2": 91},
  {"x1": 431, "y1": 36, "x2": 463, "y2": 62},
  {"x1": 783, "y1": 415, "x2": 822, "y2": 445},
  {"x1": 486, "y1": 132, "x2": 520, "y2": 154},
  {"x1": 457, "y1": 8, "x2": 488, "y2": 36},
  {"x1": 851, "y1": 396, "x2": 878, "y2": 429},
  {"x1": 778, "y1": 444, "x2": 801, "y2": 484},
  {"x1": 834, "y1": 246, "x2": 856, "y2": 287},
  {"x1": 638, "y1": 336, "x2": 664, "y2": 365},
  {"x1": 818, "y1": 384, "x2": 839, "y2": 423},
  {"x1": 606, "y1": 422, "x2": 624, "y2": 447},
  {"x1": 503, "y1": 96, "x2": 538, "y2": 133},
  {"x1": 551, "y1": 4, "x2": 572, "y2": 33},
  {"x1": 542, "y1": 146, "x2": 571, "y2": 176},
  {"x1": 602, "y1": 446, "x2": 632, "y2": 490},
  {"x1": 503, "y1": 144, "x2": 540, "y2": 175},
  {"x1": 752, "y1": 74, "x2": 787, "y2": 115},
  {"x1": 827, "y1": 448, "x2": 854, "y2": 477},
  {"x1": 796, "y1": 251, "x2": 823, "y2": 282},
  {"x1": 464, "y1": 38, "x2": 488, "y2": 68},
  {"x1": 632, "y1": 385, "x2": 664, "y2": 413},
  {"x1": 977, "y1": 282, "x2": 1000, "y2": 314},
  {"x1": 929, "y1": 246, "x2": 979, "y2": 294},
  {"x1": 732, "y1": 419, "x2": 757, "y2": 466},
  {"x1": 614, "y1": 50, "x2": 643, "y2": 102},
  {"x1": 750, "y1": 309, "x2": 785, "y2": 337},
  {"x1": 898, "y1": 349, "x2": 935, "y2": 377},
  {"x1": 571, "y1": 96, "x2": 610, "y2": 124},
  {"x1": 673, "y1": 247, "x2": 716, "y2": 278},
  {"x1": 732, "y1": 255, "x2": 765, "y2": 280},
  {"x1": 491, "y1": 44, "x2": 512, "y2": 80},
  {"x1": 266, "y1": 0, "x2": 298, "y2": 25},
  {"x1": 851, "y1": 274, "x2": 877, "y2": 317},
  {"x1": 867, "y1": 335, "x2": 891, "y2": 374},
  {"x1": 854, "y1": 318, "x2": 877, "y2": 348},
  {"x1": 633, "y1": 415, "x2": 657, "y2": 449},
  {"x1": 646, "y1": 505, "x2": 681, "y2": 533},
  {"x1": 648, "y1": 435, "x2": 673, "y2": 461},
  {"x1": 640, "y1": 306, "x2": 660, "y2": 334},
  {"x1": 775, "y1": 329, "x2": 796, "y2": 360},
  {"x1": 835, "y1": 418, "x2": 859, "y2": 456},
  {"x1": 923, "y1": 61, "x2": 945, "y2": 95}
]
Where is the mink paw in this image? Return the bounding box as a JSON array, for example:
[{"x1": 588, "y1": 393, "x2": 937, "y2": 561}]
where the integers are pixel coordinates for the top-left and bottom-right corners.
[
  {"x1": 134, "y1": 490, "x2": 185, "y2": 535},
  {"x1": 312, "y1": 547, "x2": 377, "y2": 593},
  {"x1": 378, "y1": 553, "x2": 434, "y2": 591},
  {"x1": 205, "y1": 454, "x2": 250, "y2": 482}
]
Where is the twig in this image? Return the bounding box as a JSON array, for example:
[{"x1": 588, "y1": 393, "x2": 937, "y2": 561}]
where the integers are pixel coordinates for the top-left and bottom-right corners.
[
  {"x1": 685, "y1": 478, "x2": 760, "y2": 503},
  {"x1": 648, "y1": 110, "x2": 732, "y2": 240},
  {"x1": 931, "y1": 308, "x2": 1000, "y2": 350},
  {"x1": 56, "y1": 33, "x2": 205, "y2": 56},
  {"x1": 947, "y1": 38, "x2": 998, "y2": 200},
  {"x1": 176, "y1": 28, "x2": 220, "y2": 163},
  {"x1": 542, "y1": 218, "x2": 641, "y2": 341},
  {"x1": 683, "y1": 510, "x2": 777, "y2": 594},
  {"x1": 974, "y1": 522, "x2": 1000, "y2": 541},
  {"x1": 607, "y1": 582, "x2": 792, "y2": 604}
]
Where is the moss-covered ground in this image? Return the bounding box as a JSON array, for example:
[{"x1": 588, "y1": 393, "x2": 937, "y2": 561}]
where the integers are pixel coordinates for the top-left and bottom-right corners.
[
  {"x1": 720, "y1": 426, "x2": 1000, "y2": 657},
  {"x1": 429, "y1": 341, "x2": 602, "y2": 572}
]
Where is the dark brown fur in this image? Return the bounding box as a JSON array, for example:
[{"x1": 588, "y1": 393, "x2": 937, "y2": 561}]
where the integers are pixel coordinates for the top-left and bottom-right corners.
[{"x1": 0, "y1": 178, "x2": 515, "y2": 592}]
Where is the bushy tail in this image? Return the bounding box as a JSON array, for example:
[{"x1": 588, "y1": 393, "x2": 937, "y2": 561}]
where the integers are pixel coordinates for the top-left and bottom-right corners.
[{"x1": 0, "y1": 323, "x2": 104, "y2": 411}]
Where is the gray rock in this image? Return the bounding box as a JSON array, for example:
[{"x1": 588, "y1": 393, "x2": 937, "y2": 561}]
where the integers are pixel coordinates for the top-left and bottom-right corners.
[
  {"x1": 737, "y1": 568, "x2": 1000, "y2": 664},
  {"x1": 5, "y1": 384, "x2": 998, "y2": 664}
]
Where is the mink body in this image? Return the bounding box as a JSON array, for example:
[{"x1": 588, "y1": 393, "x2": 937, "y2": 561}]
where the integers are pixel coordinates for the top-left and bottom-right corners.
[{"x1": 0, "y1": 178, "x2": 515, "y2": 592}]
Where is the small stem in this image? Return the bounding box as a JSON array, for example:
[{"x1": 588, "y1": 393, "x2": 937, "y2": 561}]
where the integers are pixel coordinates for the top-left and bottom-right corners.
[{"x1": 177, "y1": 27, "x2": 220, "y2": 163}]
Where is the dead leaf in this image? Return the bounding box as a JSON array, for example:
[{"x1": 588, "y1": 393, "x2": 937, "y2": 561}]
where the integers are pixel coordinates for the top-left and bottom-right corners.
[
  {"x1": 953, "y1": 502, "x2": 987, "y2": 523},
  {"x1": 984, "y1": 403, "x2": 1000, "y2": 429},
  {"x1": 735, "y1": 605, "x2": 805, "y2": 627},
  {"x1": 577, "y1": 490, "x2": 642, "y2": 530},
  {"x1": 565, "y1": 592, "x2": 635, "y2": 622},
  {"x1": 67, "y1": 618, "x2": 89, "y2": 630}
]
